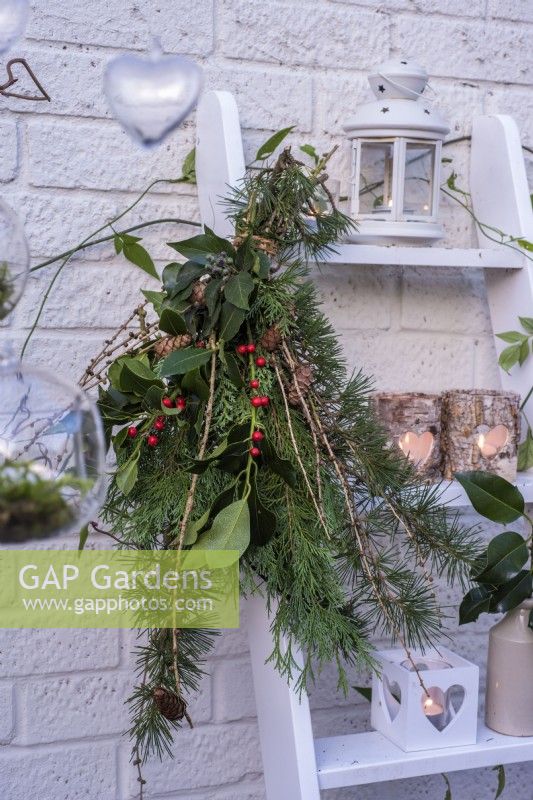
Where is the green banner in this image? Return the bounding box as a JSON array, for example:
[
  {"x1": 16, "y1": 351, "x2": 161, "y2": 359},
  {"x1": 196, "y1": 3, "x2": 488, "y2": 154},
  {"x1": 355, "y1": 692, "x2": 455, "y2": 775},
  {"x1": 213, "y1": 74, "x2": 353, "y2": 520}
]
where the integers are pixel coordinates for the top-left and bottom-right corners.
[{"x1": 0, "y1": 550, "x2": 239, "y2": 629}]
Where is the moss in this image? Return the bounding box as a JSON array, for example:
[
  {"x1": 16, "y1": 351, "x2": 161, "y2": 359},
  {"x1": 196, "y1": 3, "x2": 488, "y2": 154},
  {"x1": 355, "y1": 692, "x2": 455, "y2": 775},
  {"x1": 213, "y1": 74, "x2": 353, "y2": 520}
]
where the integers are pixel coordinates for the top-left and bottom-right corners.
[{"x1": 0, "y1": 461, "x2": 75, "y2": 543}]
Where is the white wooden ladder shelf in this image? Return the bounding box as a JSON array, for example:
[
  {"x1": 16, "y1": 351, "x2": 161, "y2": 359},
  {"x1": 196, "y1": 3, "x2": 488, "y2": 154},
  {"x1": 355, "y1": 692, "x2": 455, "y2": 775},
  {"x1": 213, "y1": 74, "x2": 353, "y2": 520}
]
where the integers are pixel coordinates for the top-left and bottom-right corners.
[{"x1": 195, "y1": 90, "x2": 533, "y2": 799}]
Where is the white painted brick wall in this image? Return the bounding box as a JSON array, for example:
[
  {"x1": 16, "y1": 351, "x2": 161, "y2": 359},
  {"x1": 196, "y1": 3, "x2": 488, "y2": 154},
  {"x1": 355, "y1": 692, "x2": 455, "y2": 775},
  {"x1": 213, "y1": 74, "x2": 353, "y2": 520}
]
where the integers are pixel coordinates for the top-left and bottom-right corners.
[{"x1": 1, "y1": 1, "x2": 532, "y2": 798}]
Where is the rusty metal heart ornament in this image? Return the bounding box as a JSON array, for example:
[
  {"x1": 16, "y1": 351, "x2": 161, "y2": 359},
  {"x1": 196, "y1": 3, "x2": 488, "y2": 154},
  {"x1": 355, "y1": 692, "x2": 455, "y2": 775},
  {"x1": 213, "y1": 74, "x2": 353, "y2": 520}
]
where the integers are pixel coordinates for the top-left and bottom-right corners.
[
  {"x1": 0, "y1": 0, "x2": 29, "y2": 54},
  {"x1": 104, "y1": 49, "x2": 203, "y2": 148}
]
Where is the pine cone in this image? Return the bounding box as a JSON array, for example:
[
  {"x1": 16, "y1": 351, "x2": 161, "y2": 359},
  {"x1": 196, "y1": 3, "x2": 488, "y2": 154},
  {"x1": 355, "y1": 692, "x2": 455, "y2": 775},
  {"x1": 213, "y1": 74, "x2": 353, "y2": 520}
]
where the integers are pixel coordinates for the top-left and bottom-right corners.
[
  {"x1": 260, "y1": 324, "x2": 282, "y2": 352},
  {"x1": 153, "y1": 334, "x2": 192, "y2": 359},
  {"x1": 189, "y1": 280, "x2": 206, "y2": 307},
  {"x1": 288, "y1": 363, "x2": 314, "y2": 407},
  {"x1": 153, "y1": 686, "x2": 187, "y2": 721}
]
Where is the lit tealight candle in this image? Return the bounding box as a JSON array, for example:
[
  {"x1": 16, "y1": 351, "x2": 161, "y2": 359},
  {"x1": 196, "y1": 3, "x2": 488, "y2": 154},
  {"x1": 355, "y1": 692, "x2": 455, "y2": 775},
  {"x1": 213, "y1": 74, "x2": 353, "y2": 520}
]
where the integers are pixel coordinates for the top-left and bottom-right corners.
[{"x1": 423, "y1": 696, "x2": 444, "y2": 717}]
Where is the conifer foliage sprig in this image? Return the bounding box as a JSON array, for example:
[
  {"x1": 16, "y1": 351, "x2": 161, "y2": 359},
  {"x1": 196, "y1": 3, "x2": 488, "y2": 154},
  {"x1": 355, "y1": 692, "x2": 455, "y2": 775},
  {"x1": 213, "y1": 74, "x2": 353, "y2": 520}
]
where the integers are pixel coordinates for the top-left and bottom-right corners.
[{"x1": 94, "y1": 130, "x2": 480, "y2": 768}]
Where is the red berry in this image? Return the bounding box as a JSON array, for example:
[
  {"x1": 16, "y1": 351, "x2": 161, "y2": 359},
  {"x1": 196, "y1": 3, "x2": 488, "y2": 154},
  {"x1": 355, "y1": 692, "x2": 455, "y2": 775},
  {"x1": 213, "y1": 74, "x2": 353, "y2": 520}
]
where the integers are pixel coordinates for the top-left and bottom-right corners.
[
  {"x1": 252, "y1": 430, "x2": 264, "y2": 442},
  {"x1": 247, "y1": 343, "x2": 256, "y2": 353},
  {"x1": 176, "y1": 396, "x2": 186, "y2": 409},
  {"x1": 147, "y1": 434, "x2": 159, "y2": 447},
  {"x1": 195, "y1": 340, "x2": 206, "y2": 348},
  {"x1": 127, "y1": 426, "x2": 138, "y2": 439},
  {"x1": 260, "y1": 396, "x2": 270, "y2": 406},
  {"x1": 249, "y1": 447, "x2": 261, "y2": 458},
  {"x1": 154, "y1": 419, "x2": 166, "y2": 431},
  {"x1": 249, "y1": 379, "x2": 260, "y2": 389},
  {"x1": 255, "y1": 356, "x2": 267, "y2": 367},
  {"x1": 251, "y1": 396, "x2": 263, "y2": 408},
  {"x1": 236, "y1": 344, "x2": 248, "y2": 355},
  {"x1": 162, "y1": 397, "x2": 173, "y2": 408}
]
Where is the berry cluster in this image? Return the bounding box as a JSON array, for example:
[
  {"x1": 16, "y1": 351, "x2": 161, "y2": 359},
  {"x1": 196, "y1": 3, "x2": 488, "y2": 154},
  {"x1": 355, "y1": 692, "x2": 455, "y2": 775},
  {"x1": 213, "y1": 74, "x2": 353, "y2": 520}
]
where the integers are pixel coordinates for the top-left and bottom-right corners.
[
  {"x1": 236, "y1": 342, "x2": 270, "y2": 458},
  {"x1": 127, "y1": 395, "x2": 187, "y2": 449}
]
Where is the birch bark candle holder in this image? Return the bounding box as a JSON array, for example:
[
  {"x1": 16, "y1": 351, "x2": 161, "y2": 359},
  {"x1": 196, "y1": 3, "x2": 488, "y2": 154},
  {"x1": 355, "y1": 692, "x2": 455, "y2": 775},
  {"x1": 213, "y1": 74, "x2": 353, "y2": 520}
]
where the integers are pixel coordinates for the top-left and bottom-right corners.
[
  {"x1": 370, "y1": 647, "x2": 479, "y2": 752},
  {"x1": 442, "y1": 390, "x2": 520, "y2": 482},
  {"x1": 372, "y1": 392, "x2": 442, "y2": 479}
]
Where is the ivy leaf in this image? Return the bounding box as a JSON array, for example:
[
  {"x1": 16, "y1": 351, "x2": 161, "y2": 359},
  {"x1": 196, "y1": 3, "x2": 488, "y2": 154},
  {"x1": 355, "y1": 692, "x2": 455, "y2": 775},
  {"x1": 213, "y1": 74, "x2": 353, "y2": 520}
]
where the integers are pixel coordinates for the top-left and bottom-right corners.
[
  {"x1": 473, "y1": 531, "x2": 529, "y2": 586},
  {"x1": 248, "y1": 478, "x2": 277, "y2": 546},
  {"x1": 518, "y1": 427, "x2": 533, "y2": 471},
  {"x1": 519, "y1": 337, "x2": 530, "y2": 365},
  {"x1": 459, "y1": 585, "x2": 492, "y2": 625},
  {"x1": 193, "y1": 499, "x2": 250, "y2": 557},
  {"x1": 517, "y1": 238, "x2": 533, "y2": 252},
  {"x1": 159, "y1": 307, "x2": 189, "y2": 336},
  {"x1": 255, "y1": 126, "x2": 294, "y2": 161},
  {"x1": 122, "y1": 241, "x2": 158, "y2": 280},
  {"x1": 160, "y1": 346, "x2": 212, "y2": 377},
  {"x1": 496, "y1": 331, "x2": 528, "y2": 343},
  {"x1": 203, "y1": 226, "x2": 236, "y2": 259},
  {"x1": 519, "y1": 316, "x2": 533, "y2": 334},
  {"x1": 167, "y1": 234, "x2": 214, "y2": 264},
  {"x1": 489, "y1": 570, "x2": 532, "y2": 614},
  {"x1": 224, "y1": 272, "x2": 255, "y2": 310},
  {"x1": 78, "y1": 525, "x2": 89, "y2": 551},
  {"x1": 300, "y1": 144, "x2": 319, "y2": 164},
  {"x1": 498, "y1": 343, "x2": 521, "y2": 372},
  {"x1": 116, "y1": 451, "x2": 140, "y2": 495},
  {"x1": 219, "y1": 301, "x2": 245, "y2": 342},
  {"x1": 163, "y1": 261, "x2": 205, "y2": 295},
  {"x1": 493, "y1": 765, "x2": 506, "y2": 799},
  {"x1": 141, "y1": 289, "x2": 165, "y2": 314},
  {"x1": 253, "y1": 251, "x2": 270, "y2": 279},
  {"x1": 113, "y1": 234, "x2": 123, "y2": 254},
  {"x1": 455, "y1": 471, "x2": 525, "y2": 523},
  {"x1": 204, "y1": 278, "x2": 222, "y2": 316},
  {"x1": 179, "y1": 147, "x2": 196, "y2": 184}
]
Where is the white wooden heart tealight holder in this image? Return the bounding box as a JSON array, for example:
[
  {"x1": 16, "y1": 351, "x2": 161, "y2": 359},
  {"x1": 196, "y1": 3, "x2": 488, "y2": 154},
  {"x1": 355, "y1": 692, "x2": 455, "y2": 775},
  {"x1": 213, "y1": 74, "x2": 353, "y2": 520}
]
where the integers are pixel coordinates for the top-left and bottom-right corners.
[{"x1": 370, "y1": 647, "x2": 479, "y2": 752}]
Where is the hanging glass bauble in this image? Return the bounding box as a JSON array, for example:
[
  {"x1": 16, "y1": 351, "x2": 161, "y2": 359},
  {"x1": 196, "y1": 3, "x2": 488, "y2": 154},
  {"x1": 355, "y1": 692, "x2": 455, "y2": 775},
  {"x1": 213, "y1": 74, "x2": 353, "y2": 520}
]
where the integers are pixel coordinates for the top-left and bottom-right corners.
[
  {"x1": 0, "y1": 0, "x2": 29, "y2": 54},
  {"x1": 0, "y1": 355, "x2": 106, "y2": 543},
  {"x1": 104, "y1": 40, "x2": 203, "y2": 148},
  {"x1": 0, "y1": 199, "x2": 29, "y2": 321}
]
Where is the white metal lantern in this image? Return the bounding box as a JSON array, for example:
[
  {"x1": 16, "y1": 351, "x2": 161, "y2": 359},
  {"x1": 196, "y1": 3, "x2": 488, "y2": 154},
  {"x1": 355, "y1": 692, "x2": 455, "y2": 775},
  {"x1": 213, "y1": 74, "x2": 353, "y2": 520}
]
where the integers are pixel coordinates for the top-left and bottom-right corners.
[
  {"x1": 370, "y1": 647, "x2": 479, "y2": 752},
  {"x1": 344, "y1": 59, "x2": 450, "y2": 244}
]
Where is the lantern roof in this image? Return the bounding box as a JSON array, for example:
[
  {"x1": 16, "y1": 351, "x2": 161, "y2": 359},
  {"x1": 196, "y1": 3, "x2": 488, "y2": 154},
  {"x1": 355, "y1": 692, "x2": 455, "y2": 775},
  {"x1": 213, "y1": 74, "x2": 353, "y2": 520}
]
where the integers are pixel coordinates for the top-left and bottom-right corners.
[{"x1": 343, "y1": 59, "x2": 449, "y2": 141}]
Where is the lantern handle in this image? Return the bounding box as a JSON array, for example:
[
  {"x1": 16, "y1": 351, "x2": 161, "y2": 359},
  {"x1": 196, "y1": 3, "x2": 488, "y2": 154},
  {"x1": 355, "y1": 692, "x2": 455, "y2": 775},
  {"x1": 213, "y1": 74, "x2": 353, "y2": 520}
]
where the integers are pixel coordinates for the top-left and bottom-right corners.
[{"x1": 377, "y1": 71, "x2": 436, "y2": 102}]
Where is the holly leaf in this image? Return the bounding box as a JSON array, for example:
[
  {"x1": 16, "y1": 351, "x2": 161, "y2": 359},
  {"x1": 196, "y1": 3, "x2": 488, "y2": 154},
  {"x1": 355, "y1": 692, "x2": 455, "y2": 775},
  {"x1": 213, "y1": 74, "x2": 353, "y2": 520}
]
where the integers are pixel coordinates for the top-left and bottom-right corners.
[
  {"x1": 141, "y1": 289, "x2": 165, "y2": 314},
  {"x1": 221, "y1": 352, "x2": 244, "y2": 389},
  {"x1": 112, "y1": 426, "x2": 130, "y2": 450},
  {"x1": 204, "y1": 278, "x2": 222, "y2": 316},
  {"x1": 459, "y1": 585, "x2": 492, "y2": 624},
  {"x1": 160, "y1": 346, "x2": 212, "y2": 377},
  {"x1": 255, "y1": 126, "x2": 294, "y2": 161},
  {"x1": 116, "y1": 451, "x2": 140, "y2": 496},
  {"x1": 159, "y1": 307, "x2": 189, "y2": 336},
  {"x1": 473, "y1": 531, "x2": 528, "y2": 586},
  {"x1": 193, "y1": 499, "x2": 250, "y2": 557},
  {"x1": 142, "y1": 385, "x2": 164, "y2": 411},
  {"x1": 518, "y1": 428, "x2": 533, "y2": 471},
  {"x1": 122, "y1": 241, "x2": 158, "y2": 280},
  {"x1": 489, "y1": 570, "x2": 532, "y2": 614},
  {"x1": 120, "y1": 359, "x2": 164, "y2": 396},
  {"x1": 219, "y1": 301, "x2": 245, "y2": 342},
  {"x1": 182, "y1": 367, "x2": 210, "y2": 400},
  {"x1": 455, "y1": 471, "x2": 525, "y2": 523},
  {"x1": 248, "y1": 478, "x2": 277, "y2": 546},
  {"x1": 224, "y1": 272, "x2": 254, "y2": 310}
]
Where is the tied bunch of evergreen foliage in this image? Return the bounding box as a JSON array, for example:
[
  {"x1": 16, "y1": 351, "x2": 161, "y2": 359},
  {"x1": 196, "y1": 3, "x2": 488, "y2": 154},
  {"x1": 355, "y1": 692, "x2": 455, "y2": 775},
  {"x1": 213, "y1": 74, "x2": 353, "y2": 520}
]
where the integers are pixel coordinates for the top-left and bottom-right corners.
[{"x1": 93, "y1": 130, "x2": 480, "y2": 765}]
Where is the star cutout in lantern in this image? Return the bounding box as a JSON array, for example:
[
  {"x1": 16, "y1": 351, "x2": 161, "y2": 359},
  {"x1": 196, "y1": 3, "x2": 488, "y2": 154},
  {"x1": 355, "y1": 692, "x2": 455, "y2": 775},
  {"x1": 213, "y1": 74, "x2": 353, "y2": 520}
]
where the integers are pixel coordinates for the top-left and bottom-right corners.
[
  {"x1": 381, "y1": 107, "x2": 389, "y2": 113},
  {"x1": 378, "y1": 84, "x2": 385, "y2": 93}
]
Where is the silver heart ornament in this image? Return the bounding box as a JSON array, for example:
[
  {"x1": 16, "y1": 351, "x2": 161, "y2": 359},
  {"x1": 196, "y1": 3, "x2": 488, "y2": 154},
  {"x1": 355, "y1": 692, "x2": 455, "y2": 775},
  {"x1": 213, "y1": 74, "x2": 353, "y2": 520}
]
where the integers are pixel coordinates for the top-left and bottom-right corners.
[{"x1": 104, "y1": 51, "x2": 203, "y2": 148}]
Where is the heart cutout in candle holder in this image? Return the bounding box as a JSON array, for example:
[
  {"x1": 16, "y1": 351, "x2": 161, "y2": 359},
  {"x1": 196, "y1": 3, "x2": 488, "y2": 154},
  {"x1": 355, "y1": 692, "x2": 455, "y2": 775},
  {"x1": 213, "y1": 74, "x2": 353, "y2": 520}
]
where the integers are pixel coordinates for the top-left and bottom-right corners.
[
  {"x1": 476, "y1": 424, "x2": 509, "y2": 459},
  {"x1": 398, "y1": 430, "x2": 434, "y2": 467},
  {"x1": 421, "y1": 684, "x2": 465, "y2": 731},
  {"x1": 383, "y1": 675, "x2": 402, "y2": 722},
  {"x1": 104, "y1": 50, "x2": 203, "y2": 147}
]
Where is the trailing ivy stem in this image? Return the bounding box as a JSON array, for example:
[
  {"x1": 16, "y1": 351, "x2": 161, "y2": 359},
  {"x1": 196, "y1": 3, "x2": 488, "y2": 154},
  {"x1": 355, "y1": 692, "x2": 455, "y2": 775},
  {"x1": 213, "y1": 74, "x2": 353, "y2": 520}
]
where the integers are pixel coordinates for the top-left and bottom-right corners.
[{"x1": 21, "y1": 177, "x2": 197, "y2": 358}]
